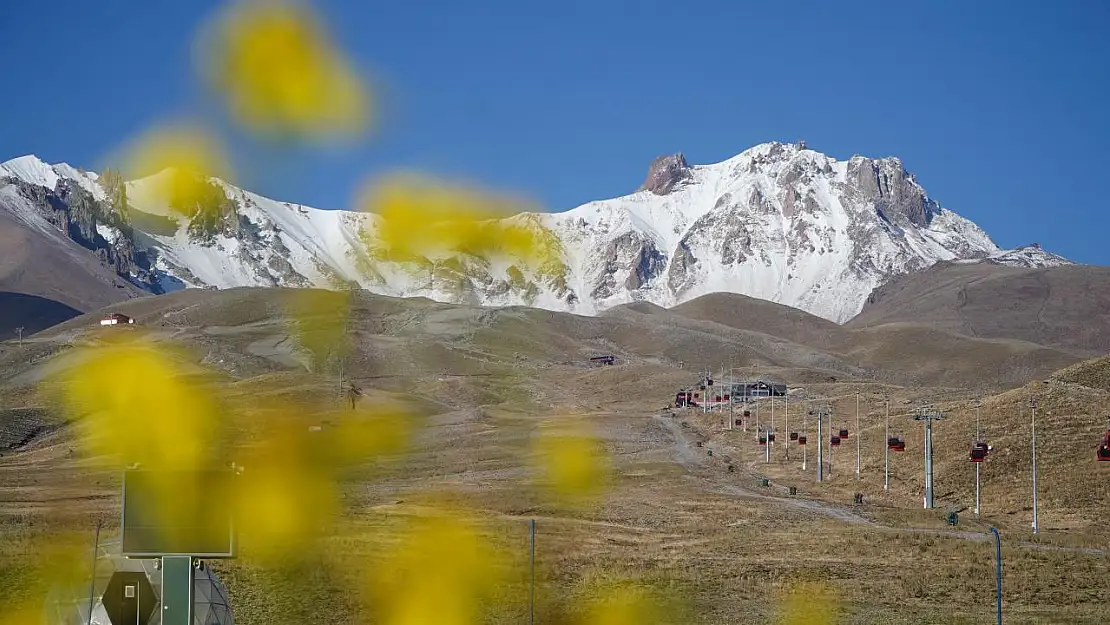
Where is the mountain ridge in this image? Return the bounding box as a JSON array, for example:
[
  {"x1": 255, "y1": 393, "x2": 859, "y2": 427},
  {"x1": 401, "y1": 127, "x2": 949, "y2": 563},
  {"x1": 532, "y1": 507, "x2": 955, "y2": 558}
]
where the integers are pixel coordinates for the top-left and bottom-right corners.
[{"x1": 0, "y1": 141, "x2": 1073, "y2": 326}]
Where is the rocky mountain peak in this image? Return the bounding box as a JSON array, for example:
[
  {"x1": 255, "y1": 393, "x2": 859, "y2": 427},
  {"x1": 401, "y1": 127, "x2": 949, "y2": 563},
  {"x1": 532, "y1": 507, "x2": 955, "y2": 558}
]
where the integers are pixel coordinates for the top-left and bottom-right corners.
[{"x1": 639, "y1": 153, "x2": 691, "y2": 195}]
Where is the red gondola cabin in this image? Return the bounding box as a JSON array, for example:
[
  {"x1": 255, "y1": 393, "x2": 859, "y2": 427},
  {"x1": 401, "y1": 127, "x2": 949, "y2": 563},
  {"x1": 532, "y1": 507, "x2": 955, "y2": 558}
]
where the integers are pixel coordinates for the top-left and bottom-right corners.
[
  {"x1": 798, "y1": 436, "x2": 808, "y2": 445},
  {"x1": 674, "y1": 392, "x2": 694, "y2": 408}
]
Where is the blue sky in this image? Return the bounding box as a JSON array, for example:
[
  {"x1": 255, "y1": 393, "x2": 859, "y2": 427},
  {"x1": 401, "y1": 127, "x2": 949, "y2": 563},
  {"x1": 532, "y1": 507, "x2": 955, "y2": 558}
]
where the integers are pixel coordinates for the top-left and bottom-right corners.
[{"x1": 2, "y1": 1, "x2": 1108, "y2": 264}]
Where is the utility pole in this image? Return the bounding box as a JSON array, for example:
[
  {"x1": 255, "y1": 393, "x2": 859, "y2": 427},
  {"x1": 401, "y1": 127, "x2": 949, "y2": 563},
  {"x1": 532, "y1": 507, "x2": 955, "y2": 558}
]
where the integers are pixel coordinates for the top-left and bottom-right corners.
[
  {"x1": 914, "y1": 404, "x2": 946, "y2": 509},
  {"x1": 802, "y1": 402, "x2": 807, "y2": 471},
  {"x1": 975, "y1": 398, "x2": 982, "y2": 519},
  {"x1": 15, "y1": 326, "x2": 24, "y2": 346},
  {"x1": 784, "y1": 388, "x2": 790, "y2": 461},
  {"x1": 884, "y1": 397, "x2": 890, "y2": 492},
  {"x1": 856, "y1": 392, "x2": 861, "y2": 481},
  {"x1": 87, "y1": 519, "x2": 103, "y2": 625},
  {"x1": 756, "y1": 399, "x2": 761, "y2": 443},
  {"x1": 770, "y1": 392, "x2": 776, "y2": 459},
  {"x1": 990, "y1": 527, "x2": 1003, "y2": 625},
  {"x1": 1030, "y1": 397, "x2": 1039, "y2": 534},
  {"x1": 728, "y1": 367, "x2": 734, "y2": 431},
  {"x1": 703, "y1": 369, "x2": 709, "y2": 415},
  {"x1": 815, "y1": 404, "x2": 831, "y2": 482},
  {"x1": 529, "y1": 519, "x2": 536, "y2": 625},
  {"x1": 764, "y1": 398, "x2": 771, "y2": 464}
]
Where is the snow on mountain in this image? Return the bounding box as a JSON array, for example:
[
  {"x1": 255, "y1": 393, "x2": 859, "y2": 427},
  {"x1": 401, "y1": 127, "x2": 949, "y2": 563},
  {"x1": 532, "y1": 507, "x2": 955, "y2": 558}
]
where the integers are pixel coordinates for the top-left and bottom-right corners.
[
  {"x1": 0, "y1": 155, "x2": 106, "y2": 201},
  {"x1": 986, "y1": 244, "x2": 1073, "y2": 268},
  {"x1": 0, "y1": 144, "x2": 1062, "y2": 323},
  {"x1": 522, "y1": 142, "x2": 1002, "y2": 321},
  {"x1": 132, "y1": 180, "x2": 376, "y2": 292}
]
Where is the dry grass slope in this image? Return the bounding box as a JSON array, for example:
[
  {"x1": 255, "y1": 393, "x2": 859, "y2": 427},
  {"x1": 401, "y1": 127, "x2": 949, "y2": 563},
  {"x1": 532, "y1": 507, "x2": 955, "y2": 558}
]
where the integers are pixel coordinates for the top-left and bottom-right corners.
[
  {"x1": 2, "y1": 287, "x2": 1110, "y2": 624},
  {"x1": 1051, "y1": 354, "x2": 1110, "y2": 392}
]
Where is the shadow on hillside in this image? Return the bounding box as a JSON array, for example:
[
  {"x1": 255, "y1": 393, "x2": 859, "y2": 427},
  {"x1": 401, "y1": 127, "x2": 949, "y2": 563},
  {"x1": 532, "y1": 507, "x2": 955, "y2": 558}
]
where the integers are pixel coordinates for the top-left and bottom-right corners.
[{"x1": 0, "y1": 291, "x2": 82, "y2": 340}]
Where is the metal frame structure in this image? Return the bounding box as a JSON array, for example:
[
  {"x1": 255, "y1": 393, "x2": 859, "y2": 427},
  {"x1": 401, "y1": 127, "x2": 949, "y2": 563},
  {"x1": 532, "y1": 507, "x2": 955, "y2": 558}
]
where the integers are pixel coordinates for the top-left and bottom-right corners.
[{"x1": 914, "y1": 405, "x2": 946, "y2": 509}]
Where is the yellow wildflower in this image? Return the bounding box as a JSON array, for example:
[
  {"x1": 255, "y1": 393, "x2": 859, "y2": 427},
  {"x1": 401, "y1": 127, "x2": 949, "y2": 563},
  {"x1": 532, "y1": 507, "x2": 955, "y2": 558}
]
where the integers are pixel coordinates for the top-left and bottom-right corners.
[
  {"x1": 531, "y1": 419, "x2": 611, "y2": 507},
  {"x1": 198, "y1": 0, "x2": 370, "y2": 142},
  {"x1": 776, "y1": 582, "x2": 839, "y2": 625},
  {"x1": 48, "y1": 336, "x2": 222, "y2": 471},
  {"x1": 122, "y1": 122, "x2": 233, "y2": 220},
  {"x1": 370, "y1": 507, "x2": 506, "y2": 625}
]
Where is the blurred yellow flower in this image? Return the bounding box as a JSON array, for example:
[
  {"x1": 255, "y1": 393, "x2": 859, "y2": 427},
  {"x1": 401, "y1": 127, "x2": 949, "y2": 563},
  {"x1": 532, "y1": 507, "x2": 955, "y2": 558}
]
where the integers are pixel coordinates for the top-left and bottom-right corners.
[
  {"x1": 233, "y1": 402, "x2": 414, "y2": 561},
  {"x1": 198, "y1": 0, "x2": 370, "y2": 141},
  {"x1": 49, "y1": 337, "x2": 221, "y2": 471},
  {"x1": 531, "y1": 420, "x2": 611, "y2": 507},
  {"x1": 313, "y1": 403, "x2": 414, "y2": 468},
  {"x1": 122, "y1": 122, "x2": 233, "y2": 220},
  {"x1": 1, "y1": 532, "x2": 92, "y2": 625},
  {"x1": 0, "y1": 608, "x2": 39, "y2": 625},
  {"x1": 357, "y1": 173, "x2": 555, "y2": 268},
  {"x1": 776, "y1": 582, "x2": 838, "y2": 625},
  {"x1": 579, "y1": 584, "x2": 661, "y2": 625},
  {"x1": 370, "y1": 507, "x2": 506, "y2": 625},
  {"x1": 232, "y1": 418, "x2": 339, "y2": 560},
  {"x1": 283, "y1": 288, "x2": 353, "y2": 372}
]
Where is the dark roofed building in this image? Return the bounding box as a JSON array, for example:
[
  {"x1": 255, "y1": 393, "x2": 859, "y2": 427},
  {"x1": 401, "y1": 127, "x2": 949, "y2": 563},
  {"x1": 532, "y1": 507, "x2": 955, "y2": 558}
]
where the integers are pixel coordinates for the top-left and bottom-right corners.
[{"x1": 730, "y1": 380, "x2": 787, "y2": 398}]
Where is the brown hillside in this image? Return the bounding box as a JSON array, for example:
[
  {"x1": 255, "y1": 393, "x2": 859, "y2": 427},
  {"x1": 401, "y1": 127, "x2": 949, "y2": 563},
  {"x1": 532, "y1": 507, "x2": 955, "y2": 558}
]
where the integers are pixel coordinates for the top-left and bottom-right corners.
[
  {"x1": 1051, "y1": 354, "x2": 1110, "y2": 392},
  {"x1": 847, "y1": 261, "x2": 1110, "y2": 356},
  {"x1": 0, "y1": 211, "x2": 143, "y2": 338}
]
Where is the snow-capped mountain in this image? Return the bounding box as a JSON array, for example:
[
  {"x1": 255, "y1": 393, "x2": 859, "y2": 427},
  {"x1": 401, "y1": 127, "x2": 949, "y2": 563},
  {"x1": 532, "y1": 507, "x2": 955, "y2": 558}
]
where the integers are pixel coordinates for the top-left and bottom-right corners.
[{"x1": 0, "y1": 142, "x2": 1070, "y2": 323}]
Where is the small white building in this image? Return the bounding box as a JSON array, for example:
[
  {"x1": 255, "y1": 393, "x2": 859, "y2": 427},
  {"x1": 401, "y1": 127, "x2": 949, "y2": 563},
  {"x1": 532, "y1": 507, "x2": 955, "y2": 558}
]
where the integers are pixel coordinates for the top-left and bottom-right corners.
[{"x1": 99, "y1": 313, "x2": 134, "y2": 326}]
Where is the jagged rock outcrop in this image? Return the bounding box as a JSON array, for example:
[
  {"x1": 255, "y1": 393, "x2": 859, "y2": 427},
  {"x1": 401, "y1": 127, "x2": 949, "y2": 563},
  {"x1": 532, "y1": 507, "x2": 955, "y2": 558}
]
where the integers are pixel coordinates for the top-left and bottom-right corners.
[
  {"x1": 639, "y1": 153, "x2": 691, "y2": 195},
  {"x1": 846, "y1": 156, "x2": 939, "y2": 228}
]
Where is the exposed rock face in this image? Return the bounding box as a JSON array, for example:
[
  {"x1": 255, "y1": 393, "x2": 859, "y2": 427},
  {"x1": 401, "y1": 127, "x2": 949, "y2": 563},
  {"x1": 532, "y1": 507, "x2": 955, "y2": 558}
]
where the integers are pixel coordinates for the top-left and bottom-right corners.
[
  {"x1": 639, "y1": 153, "x2": 691, "y2": 195},
  {"x1": 846, "y1": 156, "x2": 939, "y2": 228},
  {"x1": 1, "y1": 175, "x2": 159, "y2": 291},
  {"x1": 585, "y1": 231, "x2": 667, "y2": 298},
  {"x1": 666, "y1": 239, "x2": 698, "y2": 295}
]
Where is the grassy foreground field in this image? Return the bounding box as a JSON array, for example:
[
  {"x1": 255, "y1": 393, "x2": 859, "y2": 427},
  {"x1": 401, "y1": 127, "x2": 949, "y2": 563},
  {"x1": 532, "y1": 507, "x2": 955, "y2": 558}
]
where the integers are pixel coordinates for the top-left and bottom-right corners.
[{"x1": 2, "y1": 290, "x2": 1110, "y2": 624}]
